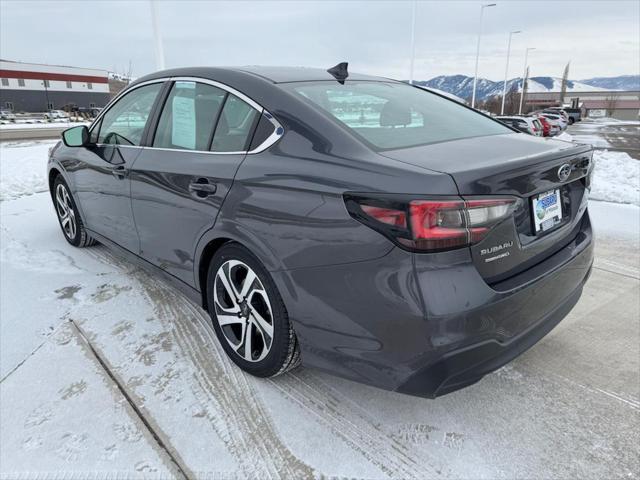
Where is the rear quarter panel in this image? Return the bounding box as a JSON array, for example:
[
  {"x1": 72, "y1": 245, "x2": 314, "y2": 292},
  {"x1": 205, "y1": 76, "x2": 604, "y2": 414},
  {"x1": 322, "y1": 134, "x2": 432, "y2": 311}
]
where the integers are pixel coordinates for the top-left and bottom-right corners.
[{"x1": 195, "y1": 129, "x2": 459, "y2": 277}]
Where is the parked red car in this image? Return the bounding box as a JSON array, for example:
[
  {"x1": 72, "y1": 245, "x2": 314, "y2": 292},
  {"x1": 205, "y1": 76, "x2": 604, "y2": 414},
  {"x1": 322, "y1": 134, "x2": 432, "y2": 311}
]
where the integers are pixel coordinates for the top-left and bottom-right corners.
[{"x1": 536, "y1": 115, "x2": 551, "y2": 137}]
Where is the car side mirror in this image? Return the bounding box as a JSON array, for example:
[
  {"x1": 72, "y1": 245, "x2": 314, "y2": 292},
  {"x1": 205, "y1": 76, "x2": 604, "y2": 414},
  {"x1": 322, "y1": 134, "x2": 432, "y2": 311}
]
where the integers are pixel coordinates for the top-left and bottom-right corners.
[{"x1": 62, "y1": 125, "x2": 89, "y2": 147}]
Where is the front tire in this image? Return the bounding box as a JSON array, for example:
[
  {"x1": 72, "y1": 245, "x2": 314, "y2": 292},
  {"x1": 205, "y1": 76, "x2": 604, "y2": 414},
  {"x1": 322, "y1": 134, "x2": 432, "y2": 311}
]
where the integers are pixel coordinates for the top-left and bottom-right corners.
[
  {"x1": 207, "y1": 243, "x2": 300, "y2": 377},
  {"x1": 52, "y1": 176, "x2": 96, "y2": 248}
]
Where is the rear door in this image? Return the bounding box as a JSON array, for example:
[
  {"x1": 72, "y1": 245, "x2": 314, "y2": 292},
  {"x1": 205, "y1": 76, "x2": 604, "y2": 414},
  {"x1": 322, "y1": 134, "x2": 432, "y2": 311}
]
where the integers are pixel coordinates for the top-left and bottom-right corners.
[{"x1": 130, "y1": 79, "x2": 261, "y2": 285}]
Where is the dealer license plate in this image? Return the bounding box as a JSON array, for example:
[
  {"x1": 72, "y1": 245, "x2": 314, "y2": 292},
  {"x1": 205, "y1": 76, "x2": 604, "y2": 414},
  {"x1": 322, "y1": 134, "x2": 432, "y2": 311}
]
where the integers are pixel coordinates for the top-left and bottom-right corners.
[{"x1": 532, "y1": 189, "x2": 563, "y2": 233}]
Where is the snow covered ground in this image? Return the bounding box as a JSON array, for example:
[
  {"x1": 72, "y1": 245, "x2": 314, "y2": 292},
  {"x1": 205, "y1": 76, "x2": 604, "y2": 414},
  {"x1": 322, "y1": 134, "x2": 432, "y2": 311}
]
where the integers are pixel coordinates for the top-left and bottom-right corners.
[
  {"x1": 1, "y1": 126, "x2": 639, "y2": 478},
  {"x1": 0, "y1": 140, "x2": 57, "y2": 201}
]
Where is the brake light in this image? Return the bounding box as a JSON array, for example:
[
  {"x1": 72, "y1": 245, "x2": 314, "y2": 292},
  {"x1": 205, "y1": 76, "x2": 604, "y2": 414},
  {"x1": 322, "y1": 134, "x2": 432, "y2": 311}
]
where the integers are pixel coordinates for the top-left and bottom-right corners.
[
  {"x1": 360, "y1": 205, "x2": 406, "y2": 227},
  {"x1": 345, "y1": 195, "x2": 519, "y2": 252}
]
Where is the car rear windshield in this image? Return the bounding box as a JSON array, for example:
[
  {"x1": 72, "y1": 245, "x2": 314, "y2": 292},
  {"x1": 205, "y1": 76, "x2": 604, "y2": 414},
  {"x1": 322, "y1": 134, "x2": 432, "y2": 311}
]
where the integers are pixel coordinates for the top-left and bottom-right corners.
[{"x1": 283, "y1": 81, "x2": 511, "y2": 150}]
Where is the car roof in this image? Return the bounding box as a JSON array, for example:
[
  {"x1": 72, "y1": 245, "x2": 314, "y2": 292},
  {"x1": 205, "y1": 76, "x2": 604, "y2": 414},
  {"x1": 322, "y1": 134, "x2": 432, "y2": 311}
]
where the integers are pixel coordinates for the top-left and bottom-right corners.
[
  {"x1": 234, "y1": 66, "x2": 388, "y2": 83},
  {"x1": 134, "y1": 66, "x2": 393, "y2": 85}
]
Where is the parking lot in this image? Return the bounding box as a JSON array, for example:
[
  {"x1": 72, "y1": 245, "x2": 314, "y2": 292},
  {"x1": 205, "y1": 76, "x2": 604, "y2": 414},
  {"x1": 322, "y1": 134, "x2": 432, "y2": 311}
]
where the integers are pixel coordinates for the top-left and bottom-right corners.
[
  {"x1": 0, "y1": 133, "x2": 639, "y2": 478},
  {"x1": 568, "y1": 119, "x2": 640, "y2": 159}
]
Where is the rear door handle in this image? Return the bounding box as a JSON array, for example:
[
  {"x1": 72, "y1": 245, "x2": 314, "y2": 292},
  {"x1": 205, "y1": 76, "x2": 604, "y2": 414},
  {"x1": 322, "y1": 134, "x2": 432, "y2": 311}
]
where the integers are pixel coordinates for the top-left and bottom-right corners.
[
  {"x1": 189, "y1": 178, "x2": 217, "y2": 197},
  {"x1": 109, "y1": 165, "x2": 127, "y2": 179}
]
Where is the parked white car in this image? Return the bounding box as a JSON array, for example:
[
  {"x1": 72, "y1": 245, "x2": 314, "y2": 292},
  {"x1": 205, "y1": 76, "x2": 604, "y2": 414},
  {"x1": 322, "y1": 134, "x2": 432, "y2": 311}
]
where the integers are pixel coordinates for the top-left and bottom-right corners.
[
  {"x1": 0, "y1": 109, "x2": 17, "y2": 121},
  {"x1": 44, "y1": 110, "x2": 70, "y2": 121},
  {"x1": 495, "y1": 116, "x2": 543, "y2": 136}
]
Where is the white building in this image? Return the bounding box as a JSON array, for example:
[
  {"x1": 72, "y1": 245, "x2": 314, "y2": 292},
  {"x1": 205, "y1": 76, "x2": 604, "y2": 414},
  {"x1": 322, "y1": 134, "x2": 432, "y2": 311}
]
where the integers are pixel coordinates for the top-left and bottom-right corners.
[{"x1": 0, "y1": 60, "x2": 110, "y2": 112}]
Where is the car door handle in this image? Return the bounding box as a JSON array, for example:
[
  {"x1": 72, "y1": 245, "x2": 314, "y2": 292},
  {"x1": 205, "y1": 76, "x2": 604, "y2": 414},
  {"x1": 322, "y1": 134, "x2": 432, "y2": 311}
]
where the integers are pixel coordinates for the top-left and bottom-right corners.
[
  {"x1": 109, "y1": 165, "x2": 127, "y2": 179},
  {"x1": 189, "y1": 179, "x2": 217, "y2": 197}
]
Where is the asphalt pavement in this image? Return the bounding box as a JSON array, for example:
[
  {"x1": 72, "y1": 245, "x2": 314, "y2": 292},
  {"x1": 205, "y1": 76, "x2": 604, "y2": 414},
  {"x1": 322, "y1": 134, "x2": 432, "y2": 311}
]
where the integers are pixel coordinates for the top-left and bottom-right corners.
[{"x1": 569, "y1": 119, "x2": 640, "y2": 159}]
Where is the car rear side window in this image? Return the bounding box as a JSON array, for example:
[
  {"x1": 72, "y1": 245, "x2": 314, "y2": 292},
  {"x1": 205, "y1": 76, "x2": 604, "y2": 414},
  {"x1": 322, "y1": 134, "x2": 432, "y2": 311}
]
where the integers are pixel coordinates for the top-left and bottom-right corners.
[
  {"x1": 210, "y1": 94, "x2": 259, "y2": 152},
  {"x1": 285, "y1": 81, "x2": 510, "y2": 150},
  {"x1": 249, "y1": 113, "x2": 276, "y2": 151},
  {"x1": 97, "y1": 83, "x2": 162, "y2": 146},
  {"x1": 153, "y1": 81, "x2": 227, "y2": 151}
]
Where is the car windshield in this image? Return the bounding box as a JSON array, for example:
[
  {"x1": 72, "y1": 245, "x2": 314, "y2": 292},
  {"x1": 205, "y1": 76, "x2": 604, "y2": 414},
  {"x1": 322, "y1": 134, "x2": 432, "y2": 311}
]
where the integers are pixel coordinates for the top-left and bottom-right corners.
[{"x1": 283, "y1": 81, "x2": 511, "y2": 150}]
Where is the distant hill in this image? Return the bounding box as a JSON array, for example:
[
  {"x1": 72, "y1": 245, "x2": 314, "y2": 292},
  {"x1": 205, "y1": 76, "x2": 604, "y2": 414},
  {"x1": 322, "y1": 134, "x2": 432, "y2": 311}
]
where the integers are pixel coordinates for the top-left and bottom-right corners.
[
  {"x1": 414, "y1": 75, "x2": 637, "y2": 101},
  {"x1": 579, "y1": 75, "x2": 640, "y2": 91}
]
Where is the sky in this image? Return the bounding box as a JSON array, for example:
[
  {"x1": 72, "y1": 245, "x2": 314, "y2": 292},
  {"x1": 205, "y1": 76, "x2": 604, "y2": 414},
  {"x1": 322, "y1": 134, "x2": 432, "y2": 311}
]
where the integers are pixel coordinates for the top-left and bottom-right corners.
[{"x1": 1, "y1": 0, "x2": 639, "y2": 81}]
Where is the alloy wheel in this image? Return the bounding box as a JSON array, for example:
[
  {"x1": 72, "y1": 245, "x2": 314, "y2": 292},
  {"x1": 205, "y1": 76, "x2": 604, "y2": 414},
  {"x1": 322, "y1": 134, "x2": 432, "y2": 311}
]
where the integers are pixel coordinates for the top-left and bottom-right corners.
[
  {"x1": 213, "y1": 259, "x2": 274, "y2": 362},
  {"x1": 55, "y1": 183, "x2": 76, "y2": 240}
]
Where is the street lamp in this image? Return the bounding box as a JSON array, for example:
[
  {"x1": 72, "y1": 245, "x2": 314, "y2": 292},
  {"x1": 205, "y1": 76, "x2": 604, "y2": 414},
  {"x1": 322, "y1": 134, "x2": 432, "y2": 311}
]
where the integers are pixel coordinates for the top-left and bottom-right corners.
[
  {"x1": 500, "y1": 30, "x2": 521, "y2": 115},
  {"x1": 409, "y1": 0, "x2": 417, "y2": 84},
  {"x1": 149, "y1": 0, "x2": 165, "y2": 70},
  {"x1": 471, "y1": 3, "x2": 496, "y2": 108},
  {"x1": 518, "y1": 47, "x2": 536, "y2": 114}
]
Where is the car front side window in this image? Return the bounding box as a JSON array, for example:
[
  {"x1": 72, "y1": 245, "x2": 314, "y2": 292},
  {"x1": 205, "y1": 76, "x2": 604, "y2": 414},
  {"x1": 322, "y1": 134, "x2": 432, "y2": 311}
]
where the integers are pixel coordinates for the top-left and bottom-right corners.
[{"x1": 97, "y1": 83, "x2": 163, "y2": 146}]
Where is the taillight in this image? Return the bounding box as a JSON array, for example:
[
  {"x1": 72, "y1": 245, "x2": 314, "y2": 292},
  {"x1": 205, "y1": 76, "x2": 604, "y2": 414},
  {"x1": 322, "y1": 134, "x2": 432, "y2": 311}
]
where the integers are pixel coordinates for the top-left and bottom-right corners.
[{"x1": 345, "y1": 195, "x2": 520, "y2": 253}]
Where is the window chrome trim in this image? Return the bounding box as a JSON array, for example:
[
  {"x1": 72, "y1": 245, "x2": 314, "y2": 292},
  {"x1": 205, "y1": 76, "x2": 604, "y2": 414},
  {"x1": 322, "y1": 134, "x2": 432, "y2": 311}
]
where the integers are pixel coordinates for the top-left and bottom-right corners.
[{"x1": 89, "y1": 75, "x2": 283, "y2": 155}]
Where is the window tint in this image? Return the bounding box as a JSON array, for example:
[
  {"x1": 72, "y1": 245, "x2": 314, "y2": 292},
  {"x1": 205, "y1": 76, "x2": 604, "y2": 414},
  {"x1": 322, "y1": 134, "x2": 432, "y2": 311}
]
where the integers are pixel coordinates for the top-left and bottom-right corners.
[
  {"x1": 153, "y1": 81, "x2": 226, "y2": 151},
  {"x1": 66, "y1": 81, "x2": 72, "y2": 89},
  {"x1": 97, "y1": 83, "x2": 162, "y2": 146},
  {"x1": 249, "y1": 113, "x2": 276, "y2": 151},
  {"x1": 211, "y1": 94, "x2": 259, "y2": 152},
  {"x1": 1, "y1": 78, "x2": 8, "y2": 86},
  {"x1": 285, "y1": 81, "x2": 510, "y2": 150}
]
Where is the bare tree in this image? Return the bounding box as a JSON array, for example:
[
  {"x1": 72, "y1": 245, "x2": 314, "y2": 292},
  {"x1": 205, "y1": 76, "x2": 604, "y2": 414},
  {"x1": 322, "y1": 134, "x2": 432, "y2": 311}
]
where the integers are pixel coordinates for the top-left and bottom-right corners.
[{"x1": 605, "y1": 93, "x2": 620, "y2": 117}]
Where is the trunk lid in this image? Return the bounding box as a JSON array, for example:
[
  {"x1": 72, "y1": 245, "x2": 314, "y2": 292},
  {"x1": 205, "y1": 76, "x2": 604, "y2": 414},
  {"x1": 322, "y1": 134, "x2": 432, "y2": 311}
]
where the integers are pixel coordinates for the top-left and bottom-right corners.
[{"x1": 380, "y1": 133, "x2": 593, "y2": 284}]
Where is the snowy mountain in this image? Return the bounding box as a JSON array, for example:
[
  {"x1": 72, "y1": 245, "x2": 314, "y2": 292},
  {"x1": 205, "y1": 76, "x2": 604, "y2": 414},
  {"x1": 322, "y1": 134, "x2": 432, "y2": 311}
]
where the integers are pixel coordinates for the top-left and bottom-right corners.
[
  {"x1": 414, "y1": 75, "x2": 632, "y2": 102},
  {"x1": 579, "y1": 75, "x2": 640, "y2": 91}
]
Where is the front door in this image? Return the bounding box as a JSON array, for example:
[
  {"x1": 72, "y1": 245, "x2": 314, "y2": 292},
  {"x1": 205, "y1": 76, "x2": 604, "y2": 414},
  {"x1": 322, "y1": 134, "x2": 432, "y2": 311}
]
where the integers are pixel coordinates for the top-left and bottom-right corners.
[
  {"x1": 130, "y1": 80, "x2": 260, "y2": 285},
  {"x1": 73, "y1": 82, "x2": 164, "y2": 253}
]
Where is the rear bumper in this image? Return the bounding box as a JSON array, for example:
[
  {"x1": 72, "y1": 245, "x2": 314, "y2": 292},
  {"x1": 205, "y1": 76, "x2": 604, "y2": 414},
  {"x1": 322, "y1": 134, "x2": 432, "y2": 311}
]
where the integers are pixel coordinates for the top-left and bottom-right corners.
[
  {"x1": 273, "y1": 211, "x2": 593, "y2": 397},
  {"x1": 396, "y1": 265, "x2": 590, "y2": 397}
]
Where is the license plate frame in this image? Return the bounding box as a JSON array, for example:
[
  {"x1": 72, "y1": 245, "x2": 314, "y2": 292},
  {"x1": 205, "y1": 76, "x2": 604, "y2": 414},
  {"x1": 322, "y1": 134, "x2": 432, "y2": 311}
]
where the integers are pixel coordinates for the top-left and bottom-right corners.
[{"x1": 532, "y1": 189, "x2": 563, "y2": 234}]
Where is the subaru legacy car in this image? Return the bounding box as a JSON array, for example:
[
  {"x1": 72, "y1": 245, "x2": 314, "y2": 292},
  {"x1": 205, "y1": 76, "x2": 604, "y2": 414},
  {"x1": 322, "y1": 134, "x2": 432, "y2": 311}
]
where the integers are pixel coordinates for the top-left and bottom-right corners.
[{"x1": 48, "y1": 64, "x2": 594, "y2": 397}]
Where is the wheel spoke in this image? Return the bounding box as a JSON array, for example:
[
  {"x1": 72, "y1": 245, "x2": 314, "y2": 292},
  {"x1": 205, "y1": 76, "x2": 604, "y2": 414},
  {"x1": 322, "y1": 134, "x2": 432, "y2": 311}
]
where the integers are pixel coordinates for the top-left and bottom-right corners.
[
  {"x1": 238, "y1": 270, "x2": 257, "y2": 299},
  {"x1": 217, "y1": 314, "x2": 245, "y2": 327},
  {"x1": 68, "y1": 218, "x2": 76, "y2": 238},
  {"x1": 56, "y1": 195, "x2": 66, "y2": 213},
  {"x1": 250, "y1": 310, "x2": 273, "y2": 340},
  {"x1": 243, "y1": 322, "x2": 253, "y2": 361},
  {"x1": 214, "y1": 290, "x2": 240, "y2": 316},
  {"x1": 216, "y1": 266, "x2": 239, "y2": 307}
]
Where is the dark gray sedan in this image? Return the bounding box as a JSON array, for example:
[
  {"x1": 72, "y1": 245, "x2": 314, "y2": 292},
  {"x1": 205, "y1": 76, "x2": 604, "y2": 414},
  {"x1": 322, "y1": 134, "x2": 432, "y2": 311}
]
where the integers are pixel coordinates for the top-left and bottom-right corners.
[{"x1": 48, "y1": 64, "x2": 594, "y2": 397}]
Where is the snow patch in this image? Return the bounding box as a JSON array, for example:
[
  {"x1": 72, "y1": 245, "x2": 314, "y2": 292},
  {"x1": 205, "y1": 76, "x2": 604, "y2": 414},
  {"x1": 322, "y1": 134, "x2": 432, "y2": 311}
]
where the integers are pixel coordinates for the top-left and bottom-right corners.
[
  {"x1": 0, "y1": 140, "x2": 57, "y2": 201},
  {"x1": 591, "y1": 150, "x2": 640, "y2": 206},
  {"x1": 555, "y1": 132, "x2": 573, "y2": 142}
]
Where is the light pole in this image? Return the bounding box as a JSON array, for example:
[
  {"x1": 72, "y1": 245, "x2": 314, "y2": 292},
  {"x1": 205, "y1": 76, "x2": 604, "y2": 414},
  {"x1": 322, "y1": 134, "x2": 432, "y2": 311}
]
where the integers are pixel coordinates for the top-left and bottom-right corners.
[
  {"x1": 500, "y1": 30, "x2": 521, "y2": 115},
  {"x1": 471, "y1": 3, "x2": 496, "y2": 108},
  {"x1": 149, "y1": 0, "x2": 165, "y2": 70},
  {"x1": 518, "y1": 47, "x2": 535, "y2": 114},
  {"x1": 409, "y1": 0, "x2": 417, "y2": 84}
]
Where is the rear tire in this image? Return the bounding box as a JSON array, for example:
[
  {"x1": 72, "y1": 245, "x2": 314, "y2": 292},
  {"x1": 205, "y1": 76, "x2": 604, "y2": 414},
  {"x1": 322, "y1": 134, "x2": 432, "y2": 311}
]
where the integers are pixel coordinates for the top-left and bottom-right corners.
[
  {"x1": 207, "y1": 243, "x2": 300, "y2": 377},
  {"x1": 568, "y1": 117, "x2": 575, "y2": 125},
  {"x1": 52, "y1": 176, "x2": 96, "y2": 248}
]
